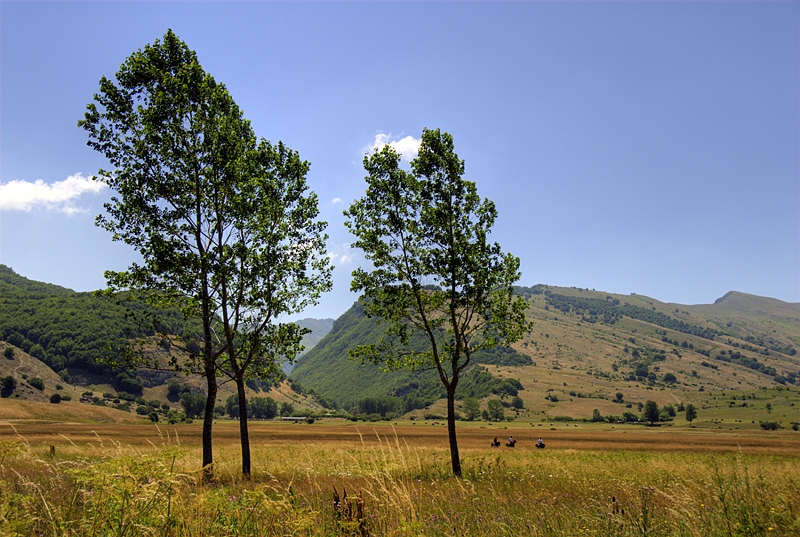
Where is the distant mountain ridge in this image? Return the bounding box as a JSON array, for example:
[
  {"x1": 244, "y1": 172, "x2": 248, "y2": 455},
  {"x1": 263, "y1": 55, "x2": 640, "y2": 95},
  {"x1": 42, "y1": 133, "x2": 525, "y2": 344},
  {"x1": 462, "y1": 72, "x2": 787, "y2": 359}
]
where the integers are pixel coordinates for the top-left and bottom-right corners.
[
  {"x1": 2, "y1": 265, "x2": 798, "y2": 420},
  {"x1": 291, "y1": 286, "x2": 798, "y2": 412},
  {"x1": 281, "y1": 317, "x2": 334, "y2": 374}
]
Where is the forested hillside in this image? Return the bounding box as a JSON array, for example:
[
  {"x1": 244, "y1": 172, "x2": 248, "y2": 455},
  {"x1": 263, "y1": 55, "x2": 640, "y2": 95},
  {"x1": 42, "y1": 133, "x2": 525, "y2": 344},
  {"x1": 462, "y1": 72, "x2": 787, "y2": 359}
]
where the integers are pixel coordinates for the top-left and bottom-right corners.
[
  {"x1": 289, "y1": 300, "x2": 532, "y2": 412},
  {"x1": 0, "y1": 265, "x2": 196, "y2": 379}
]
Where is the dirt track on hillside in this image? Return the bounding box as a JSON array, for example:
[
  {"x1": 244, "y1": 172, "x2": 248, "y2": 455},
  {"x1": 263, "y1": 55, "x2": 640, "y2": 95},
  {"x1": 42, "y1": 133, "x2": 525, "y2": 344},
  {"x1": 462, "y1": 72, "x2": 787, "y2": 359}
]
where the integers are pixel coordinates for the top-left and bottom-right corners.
[{"x1": 3, "y1": 421, "x2": 798, "y2": 456}]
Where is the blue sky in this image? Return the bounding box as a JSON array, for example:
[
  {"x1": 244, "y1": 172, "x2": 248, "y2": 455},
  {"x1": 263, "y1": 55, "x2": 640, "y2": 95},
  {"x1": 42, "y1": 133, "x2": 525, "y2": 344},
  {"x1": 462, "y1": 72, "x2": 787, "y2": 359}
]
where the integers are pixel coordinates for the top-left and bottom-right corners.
[{"x1": 2, "y1": 1, "x2": 798, "y2": 321}]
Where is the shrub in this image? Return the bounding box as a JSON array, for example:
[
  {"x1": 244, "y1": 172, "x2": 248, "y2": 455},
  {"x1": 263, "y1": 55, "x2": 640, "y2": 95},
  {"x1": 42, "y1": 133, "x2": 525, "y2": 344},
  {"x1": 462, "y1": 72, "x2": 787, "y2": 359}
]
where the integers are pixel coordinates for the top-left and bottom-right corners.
[
  {"x1": 1, "y1": 375, "x2": 17, "y2": 396},
  {"x1": 3, "y1": 347, "x2": 15, "y2": 359},
  {"x1": 58, "y1": 368, "x2": 70, "y2": 382},
  {"x1": 759, "y1": 421, "x2": 780, "y2": 431},
  {"x1": 49, "y1": 393, "x2": 62, "y2": 404},
  {"x1": 28, "y1": 377, "x2": 45, "y2": 391}
]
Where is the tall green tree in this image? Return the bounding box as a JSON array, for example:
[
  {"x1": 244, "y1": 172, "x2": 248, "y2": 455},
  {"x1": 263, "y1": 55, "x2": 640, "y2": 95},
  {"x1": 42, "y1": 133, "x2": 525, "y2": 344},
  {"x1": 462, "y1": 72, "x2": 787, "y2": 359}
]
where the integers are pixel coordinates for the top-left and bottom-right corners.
[
  {"x1": 79, "y1": 29, "x2": 331, "y2": 480},
  {"x1": 461, "y1": 397, "x2": 481, "y2": 421},
  {"x1": 684, "y1": 403, "x2": 697, "y2": 427},
  {"x1": 642, "y1": 400, "x2": 660, "y2": 425},
  {"x1": 212, "y1": 138, "x2": 331, "y2": 477},
  {"x1": 487, "y1": 399, "x2": 505, "y2": 422},
  {"x1": 344, "y1": 128, "x2": 531, "y2": 477}
]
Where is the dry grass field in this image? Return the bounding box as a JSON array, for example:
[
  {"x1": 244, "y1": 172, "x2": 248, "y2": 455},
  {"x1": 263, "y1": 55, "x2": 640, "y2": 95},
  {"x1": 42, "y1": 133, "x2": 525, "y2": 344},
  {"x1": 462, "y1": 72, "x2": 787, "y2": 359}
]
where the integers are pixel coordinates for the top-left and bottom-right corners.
[
  {"x1": 4, "y1": 420, "x2": 799, "y2": 456},
  {"x1": 2, "y1": 420, "x2": 798, "y2": 536}
]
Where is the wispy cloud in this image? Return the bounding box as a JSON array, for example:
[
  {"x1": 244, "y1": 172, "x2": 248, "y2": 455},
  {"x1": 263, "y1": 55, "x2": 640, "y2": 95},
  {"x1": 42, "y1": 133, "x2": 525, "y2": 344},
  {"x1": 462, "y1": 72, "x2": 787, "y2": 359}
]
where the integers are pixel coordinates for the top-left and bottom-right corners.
[
  {"x1": 331, "y1": 197, "x2": 343, "y2": 204},
  {"x1": 327, "y1": 242, "x2": 355, "y2": 266},
  {"x1": 0, "y1": 173, "x2": 106, "y2": 215},
  {"x1": 364, "y1": 133, "x2": 422, "y2": 163}
]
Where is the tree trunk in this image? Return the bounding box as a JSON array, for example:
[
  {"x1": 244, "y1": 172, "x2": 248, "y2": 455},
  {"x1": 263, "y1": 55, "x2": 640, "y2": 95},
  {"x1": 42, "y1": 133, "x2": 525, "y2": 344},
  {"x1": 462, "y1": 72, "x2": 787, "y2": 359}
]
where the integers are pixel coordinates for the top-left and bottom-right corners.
[
  {"x1": 236, "y1": 377, "x2": 251, "y2": 478},
  {"x1": 202, "y1": 368, "x2": 217, "y2": 483},
  {"x1": 446, "y1": 387, "x2": 462, "y2": 478}
]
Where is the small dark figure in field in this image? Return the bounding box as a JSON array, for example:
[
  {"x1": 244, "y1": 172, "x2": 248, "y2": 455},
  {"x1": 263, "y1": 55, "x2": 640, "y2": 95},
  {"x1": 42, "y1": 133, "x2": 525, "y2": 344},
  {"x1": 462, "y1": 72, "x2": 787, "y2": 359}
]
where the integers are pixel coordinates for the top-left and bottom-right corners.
[
  {"x1": 491, "y1": 437, "x2": 501, "y2": 447},
  {"x1": 536, "y1": 438, "x2": 545, "y2": 449},
  {"x1": 506, "y1": 437, "x2": 517, "y2": 447}
]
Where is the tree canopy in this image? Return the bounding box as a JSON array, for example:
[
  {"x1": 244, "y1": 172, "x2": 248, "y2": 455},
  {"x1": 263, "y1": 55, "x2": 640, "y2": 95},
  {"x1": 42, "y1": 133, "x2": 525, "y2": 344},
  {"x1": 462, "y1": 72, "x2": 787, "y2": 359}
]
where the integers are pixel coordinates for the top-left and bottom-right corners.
[
  {"x1": 344, "y1": 128, "x2": 531, "y2": 477},
  {"x1": 79, "y1": 29, "x2": 331, "y2": 480}
]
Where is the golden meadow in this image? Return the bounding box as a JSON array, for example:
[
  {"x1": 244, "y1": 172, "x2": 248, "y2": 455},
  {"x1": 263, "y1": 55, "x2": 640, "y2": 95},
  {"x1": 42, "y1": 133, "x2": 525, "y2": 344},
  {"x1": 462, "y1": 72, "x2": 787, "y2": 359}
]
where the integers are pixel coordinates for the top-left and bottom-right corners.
[{"x1": 1, "y1": 422, "x2": 798, "y2": 536}]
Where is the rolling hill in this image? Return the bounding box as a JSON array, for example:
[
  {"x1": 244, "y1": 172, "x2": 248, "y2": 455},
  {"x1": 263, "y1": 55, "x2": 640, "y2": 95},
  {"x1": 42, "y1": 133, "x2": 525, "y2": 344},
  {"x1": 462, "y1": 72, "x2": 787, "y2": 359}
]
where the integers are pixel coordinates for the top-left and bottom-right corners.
[
  {"x1": 290, "y1": 285, "x2": 799, "y2": 419},
  {"x1": 2, "y1": 265, "x2": 798, "y2": 424}
]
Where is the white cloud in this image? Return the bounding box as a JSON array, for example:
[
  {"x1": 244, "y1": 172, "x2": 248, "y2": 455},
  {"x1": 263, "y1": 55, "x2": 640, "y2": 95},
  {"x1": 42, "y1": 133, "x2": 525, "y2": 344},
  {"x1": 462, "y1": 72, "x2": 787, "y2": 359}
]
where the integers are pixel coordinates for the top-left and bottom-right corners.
[
  {"x1": 364, "y1": 133, "x2": 422, "y2": 163},
  {"x1": 327, "y1": 242, "x2": 355, "y2": 266},
  {"x1": 0, "y1": 173, "x2": 107, "y2": 215},
  {"x1": 331, "y1": 197, "x2": 343, "y2": 204}
]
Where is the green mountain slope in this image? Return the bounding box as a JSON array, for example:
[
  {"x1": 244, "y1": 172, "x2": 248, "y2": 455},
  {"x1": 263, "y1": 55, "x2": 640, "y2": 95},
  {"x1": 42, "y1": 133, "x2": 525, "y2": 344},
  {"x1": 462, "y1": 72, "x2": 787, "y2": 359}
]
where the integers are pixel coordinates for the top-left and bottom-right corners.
[
  {"x1": 291, "y1": 286, "x2": 799, "y2": 418},
  {"x1": 289, "y1": 300, "x2": 532, "y2": 409},
  {"x1": 0, "y1": 265, "x2": 151, "y2": 376}
]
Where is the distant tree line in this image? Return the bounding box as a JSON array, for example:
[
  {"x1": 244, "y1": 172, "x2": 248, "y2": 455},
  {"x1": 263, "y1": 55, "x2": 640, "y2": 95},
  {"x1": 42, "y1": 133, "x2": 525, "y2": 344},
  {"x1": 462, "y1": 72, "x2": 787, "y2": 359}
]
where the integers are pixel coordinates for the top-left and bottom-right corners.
[{"x1": 543, "y1": 293, "x2": 721, "y2": 340}]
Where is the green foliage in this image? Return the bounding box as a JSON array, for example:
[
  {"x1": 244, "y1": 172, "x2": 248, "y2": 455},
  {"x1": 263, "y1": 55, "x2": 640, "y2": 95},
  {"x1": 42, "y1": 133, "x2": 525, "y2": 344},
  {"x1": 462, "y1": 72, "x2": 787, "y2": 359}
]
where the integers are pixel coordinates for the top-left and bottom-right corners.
[
  {"x1": 685, "y1": 403, "x2": 697, "y2": 425},
  {"x1": 0, "y1": 266, "x2": 192, "y2": 377},
  {"x1": 280, "y1": 402, "x2": 295, "y2": 417},
  {"x1": 3, "y1": 347, "x2": 15, "y2": 359},
  {"x1": 180, "y1": 393, "x2": 207, "y2": 420},
  {"x1": 343, "y1": 126, "x2": 531, "y2": 476},
  {"x1": 642, "y1": 400, "x2": 660, "y2": 425},
  {"x1": 49, "y1": 393, "x2": 61, "y2": 404},
  {"x1": 622, "y1": 411, "x2": 639, "y2": 422},
  {"x1": 80, "y1": 29, "x2": 331, "y2": 479},
  {"x1": 715, "y1": 351, "x2": 778, "y2": 378},
  {"x1": 28, "y1": 377, "x2": 44, "y2": 391},
  {"x1": 249, "y1": 396, "x2": 278, "y2": 419},
  {"x1": 461, "y1": 398, "x2": 481, "y2": 420},
  {"x1": 487, "y1": 399, "x2": 505, "y2": 421},
  {"x1": 225, "y1": 393, "x2": 280, "y2": 420},
  {"x1": 511, "y1": 396, "x2": 524, "y2": 410}
]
